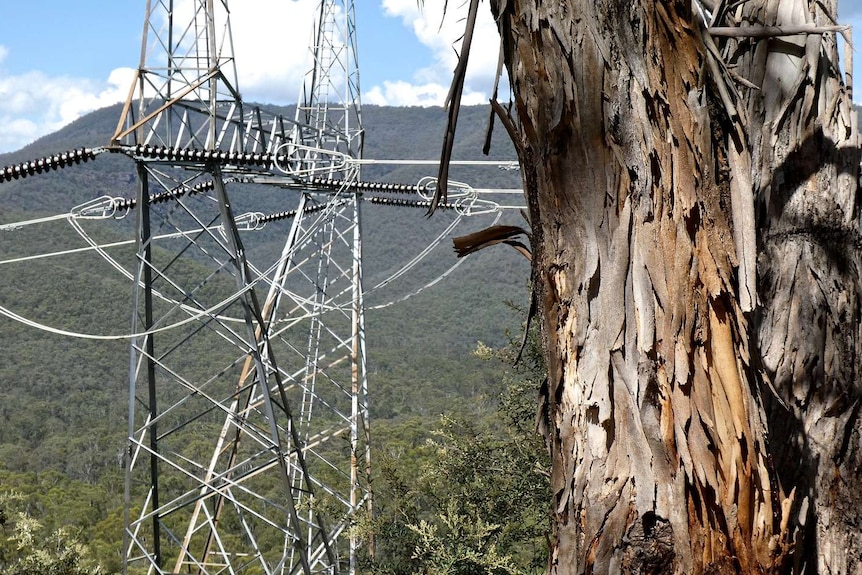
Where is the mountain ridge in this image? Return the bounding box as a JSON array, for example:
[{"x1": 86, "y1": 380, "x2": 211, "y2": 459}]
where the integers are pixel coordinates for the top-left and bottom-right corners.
[{"x1": 0, "y1": 102, "x2": 531, "y2": 478}]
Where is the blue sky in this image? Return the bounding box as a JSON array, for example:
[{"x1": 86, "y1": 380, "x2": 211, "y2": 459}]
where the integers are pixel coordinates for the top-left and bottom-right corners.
[
  {"x1": 0, "y1": 1, "x2": 860, "y2": 154},
  {"x1": 0, "y1": 1, "x2": 505, "y2": 153}
]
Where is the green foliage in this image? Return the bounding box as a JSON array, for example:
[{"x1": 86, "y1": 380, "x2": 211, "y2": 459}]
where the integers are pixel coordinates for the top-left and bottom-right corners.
[
  {"x1": 0, "y1": 491, "x2": 103, "y2": 575},
  {"x1": 359, "y1": 330, "x2": 550, "y2": 575},
  {"x1": 0, "y1": 470, "x2": 123, "y2": 572},
  {"x1": 409, "y1": 501, "x2": 520, "y2": 575}
]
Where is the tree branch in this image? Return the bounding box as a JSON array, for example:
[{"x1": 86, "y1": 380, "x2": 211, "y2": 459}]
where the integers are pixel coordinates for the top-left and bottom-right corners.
[
  {"x1": 707, "y1": 24, "x2": 849, "y2": 39},
  {"x1": 429, "y1": 0, "x2": 480, "y2": 216}
]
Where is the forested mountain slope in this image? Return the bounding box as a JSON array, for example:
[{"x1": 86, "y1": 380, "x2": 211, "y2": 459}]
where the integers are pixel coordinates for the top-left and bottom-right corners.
[{"x1": 0, "y1": 103, "x2": 529, "y2": 475}]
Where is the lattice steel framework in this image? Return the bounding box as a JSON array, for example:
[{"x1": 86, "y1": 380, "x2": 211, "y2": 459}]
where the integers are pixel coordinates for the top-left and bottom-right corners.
[{"x1": 114, "y1": 1, "x2": 369, "y2": 574}]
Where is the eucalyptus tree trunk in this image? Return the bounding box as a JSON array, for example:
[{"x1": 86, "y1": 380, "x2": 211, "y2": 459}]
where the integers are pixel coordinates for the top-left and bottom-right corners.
[
  {"x1": 485, "y1": 0, "x2": 860, "y2": 573},
  {"x1": 727, "y1": 1, "x2": 862, "y2": 572}
]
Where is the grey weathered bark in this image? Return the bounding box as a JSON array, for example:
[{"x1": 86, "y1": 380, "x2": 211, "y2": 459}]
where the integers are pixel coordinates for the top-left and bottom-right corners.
[
  {"x1": 725, "y1": 1, "x2": 862, "y2": 572},
  {"x1": 474, "y1": 0, "x2": 860, "y2": 573}
]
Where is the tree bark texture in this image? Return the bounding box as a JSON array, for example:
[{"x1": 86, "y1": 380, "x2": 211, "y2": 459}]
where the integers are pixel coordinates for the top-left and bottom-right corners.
[
  {"x1": 722, "y1": 1, "x2": 862, "y2": 572},
  {"x1": 487, "y1": 0, "x2": 860, "y2": 573}
]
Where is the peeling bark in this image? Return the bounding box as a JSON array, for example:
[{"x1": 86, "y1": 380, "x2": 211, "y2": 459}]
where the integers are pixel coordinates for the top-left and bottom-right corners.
[
  {"x1": 485, "y1": 0, "x2": 860, "y2": 573},
  {"x1": 722, "y1": 0, "x2": 862, "y2": 572}
]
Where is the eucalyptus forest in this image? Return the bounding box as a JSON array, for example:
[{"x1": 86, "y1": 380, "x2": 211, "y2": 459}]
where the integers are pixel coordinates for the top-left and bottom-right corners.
[{"x1": 3, "y1": 0, "x2": 862, "y2": 573}]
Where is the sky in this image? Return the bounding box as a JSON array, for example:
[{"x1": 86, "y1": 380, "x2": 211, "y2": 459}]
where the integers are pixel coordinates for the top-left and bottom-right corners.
[{"x1": 0, "y1": 0, "x2": 860, "y2": 154}]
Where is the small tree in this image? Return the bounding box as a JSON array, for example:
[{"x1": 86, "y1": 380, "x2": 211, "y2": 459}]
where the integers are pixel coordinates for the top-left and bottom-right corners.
[
  {"x1": 0, "y1": 492, "x2": 102, "y2": 575},
  {"x1": 361, "y1": 336, "x2": 550, "y2": 575}
]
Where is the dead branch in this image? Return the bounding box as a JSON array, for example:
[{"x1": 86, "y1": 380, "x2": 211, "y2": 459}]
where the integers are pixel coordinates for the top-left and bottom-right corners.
[{"x1": 707, "y1": 24, "x2": 849, "y2": 38}]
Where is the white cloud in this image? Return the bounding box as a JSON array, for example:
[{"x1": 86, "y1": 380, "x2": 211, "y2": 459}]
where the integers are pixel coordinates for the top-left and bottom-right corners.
[
  {"x1": 0, "y1": 63, "x2": 134, "y2": 154},
  {"x1": 164, "y1": 0, "x2": 319, "y2": 105},
  {"x1": 0, "y1": 2, "x2": 506, "y2": 153},
  {"x1": 0, "y1": 0, "x2": 321, "y2": 154},
  {"x1": 370, "y1": 0, "x2": 504, "y2": 107},
  {"x1": 229, "y1": 1, "x2": 319, "y2": 104},
  {"x1": 364, "y1": 80, "x2": 487, "y2": 107}
]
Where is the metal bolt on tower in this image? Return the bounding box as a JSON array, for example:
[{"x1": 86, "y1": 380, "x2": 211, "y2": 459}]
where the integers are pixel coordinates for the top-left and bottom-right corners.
[{"x1": 114, "y1": 1, "x2": 369, "y2": 574}]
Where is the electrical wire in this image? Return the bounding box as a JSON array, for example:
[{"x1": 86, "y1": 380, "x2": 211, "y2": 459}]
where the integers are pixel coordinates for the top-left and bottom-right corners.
[
  {"x1": 366, "y1": 211, "x2": 503, "y2": 311},
  {"x1": 0, "y1": 149, "x2": 520, "y2": 337},
  {"x1": 365, "y1": 211, "x2": 464, "y2": 296}
]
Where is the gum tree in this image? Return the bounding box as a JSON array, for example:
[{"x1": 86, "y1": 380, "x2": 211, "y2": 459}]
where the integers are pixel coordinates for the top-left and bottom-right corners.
[{"x1": 439, "y1": 0, "x2": 861, "y2": 572}]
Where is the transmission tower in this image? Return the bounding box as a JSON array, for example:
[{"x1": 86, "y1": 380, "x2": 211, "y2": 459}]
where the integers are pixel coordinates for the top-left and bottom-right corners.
[
  {"x1": 112, "y1": 1, "x2": 369, "y2": 574},
  {"x1": 0, "y1": 2, "x2": 526, "y2": 573}
]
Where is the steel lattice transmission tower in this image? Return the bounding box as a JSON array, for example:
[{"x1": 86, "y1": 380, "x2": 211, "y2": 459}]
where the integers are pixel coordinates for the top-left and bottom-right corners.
[{"x1": 112, "y1": 1, "x2": 370, "y2": 573}]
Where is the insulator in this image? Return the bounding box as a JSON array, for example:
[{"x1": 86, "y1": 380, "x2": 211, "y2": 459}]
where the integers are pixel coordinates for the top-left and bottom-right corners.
[{"x1": 116, "y1": 198, "x2": 135, "y2": 211}]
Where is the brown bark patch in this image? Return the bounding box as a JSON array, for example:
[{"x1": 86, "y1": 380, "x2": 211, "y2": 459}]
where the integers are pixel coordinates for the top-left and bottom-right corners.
[{"x1": 620, "y1": 512, "x2": 676, "y2": 574}]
